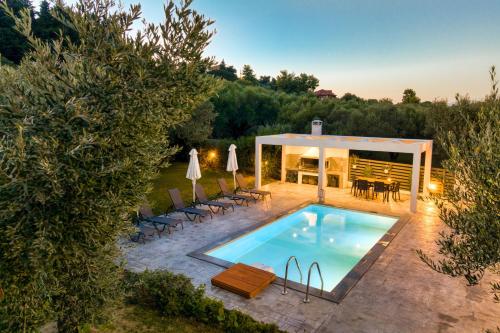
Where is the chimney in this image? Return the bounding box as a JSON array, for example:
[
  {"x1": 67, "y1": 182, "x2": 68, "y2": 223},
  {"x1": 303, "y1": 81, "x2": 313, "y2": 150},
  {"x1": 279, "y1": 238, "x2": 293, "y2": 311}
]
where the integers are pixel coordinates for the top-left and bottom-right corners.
[{"x1": 311, "y1": 119, "x2": 323, "y2": 135}]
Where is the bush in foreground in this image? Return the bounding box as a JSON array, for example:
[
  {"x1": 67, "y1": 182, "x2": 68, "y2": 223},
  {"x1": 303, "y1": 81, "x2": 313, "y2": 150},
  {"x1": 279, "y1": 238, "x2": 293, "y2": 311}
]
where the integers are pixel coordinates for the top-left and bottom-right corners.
[{"x1": 124, "y1": 270, "x2": 283, "y2": 333}]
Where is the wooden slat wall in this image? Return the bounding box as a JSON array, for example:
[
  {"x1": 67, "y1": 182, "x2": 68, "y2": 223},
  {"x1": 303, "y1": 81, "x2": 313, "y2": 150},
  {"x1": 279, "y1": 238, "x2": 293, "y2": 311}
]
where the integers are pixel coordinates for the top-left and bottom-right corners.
[{"x1": 349, "y1": 158, "x2": 454, "y2": 195}]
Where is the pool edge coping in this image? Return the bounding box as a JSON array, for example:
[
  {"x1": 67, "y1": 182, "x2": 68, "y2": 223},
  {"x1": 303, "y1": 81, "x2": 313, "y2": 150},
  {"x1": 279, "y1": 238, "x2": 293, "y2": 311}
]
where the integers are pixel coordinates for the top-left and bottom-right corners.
[{"x1": 188, "y1": 200, "x2": 410, "y2": 303}]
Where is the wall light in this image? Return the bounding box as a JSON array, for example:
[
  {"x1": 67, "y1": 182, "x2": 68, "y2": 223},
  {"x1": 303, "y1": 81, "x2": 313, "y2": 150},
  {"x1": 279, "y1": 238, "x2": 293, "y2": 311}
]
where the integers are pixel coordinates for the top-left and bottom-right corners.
[{"x1": 428, "y1": 182, "x2": 438, "y2": 192}]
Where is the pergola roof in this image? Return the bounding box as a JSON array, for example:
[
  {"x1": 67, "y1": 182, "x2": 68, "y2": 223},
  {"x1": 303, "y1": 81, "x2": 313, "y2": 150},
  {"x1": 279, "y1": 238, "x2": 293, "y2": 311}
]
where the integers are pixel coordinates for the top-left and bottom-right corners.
[{"x1": 256, "y1": 133, "x2": 432, "y2": 154}]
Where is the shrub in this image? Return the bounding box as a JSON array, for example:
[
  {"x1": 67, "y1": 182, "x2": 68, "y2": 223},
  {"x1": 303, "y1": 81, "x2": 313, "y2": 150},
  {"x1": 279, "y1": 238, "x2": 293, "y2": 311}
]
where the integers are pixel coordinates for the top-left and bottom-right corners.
[
  {"x1": 0, "y1": 0, "x2": 217, "y2": 331},
  {"x1": 125, "y1": 270, "x2": 283, "y2": 333}
]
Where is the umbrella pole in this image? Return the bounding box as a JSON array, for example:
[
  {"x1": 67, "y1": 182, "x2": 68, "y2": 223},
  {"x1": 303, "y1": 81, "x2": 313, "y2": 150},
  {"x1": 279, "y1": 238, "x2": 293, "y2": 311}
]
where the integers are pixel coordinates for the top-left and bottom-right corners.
[
  {"x1": 233, "y1": 171, "x2": 236, "y2": 190},
  {"x1": 192, "y1": 180, "x2": 196, "y2": 204}
]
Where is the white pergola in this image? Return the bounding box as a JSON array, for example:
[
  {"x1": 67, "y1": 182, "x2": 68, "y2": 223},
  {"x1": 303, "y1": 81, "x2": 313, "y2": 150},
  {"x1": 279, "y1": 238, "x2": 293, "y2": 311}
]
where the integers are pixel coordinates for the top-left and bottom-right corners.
[{"x1": 254, "y1": 134, "x2": 433, "y2": 213}]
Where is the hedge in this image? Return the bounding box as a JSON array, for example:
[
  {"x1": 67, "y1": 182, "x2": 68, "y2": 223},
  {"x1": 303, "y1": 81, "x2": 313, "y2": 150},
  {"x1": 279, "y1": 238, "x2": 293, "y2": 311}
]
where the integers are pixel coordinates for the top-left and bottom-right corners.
[
  {"x1": 198, "y1": 137, "x2": 282, "y2": 180},
  {"x1": 124, "y1": 270, "x2": 284, "y2": 333}
]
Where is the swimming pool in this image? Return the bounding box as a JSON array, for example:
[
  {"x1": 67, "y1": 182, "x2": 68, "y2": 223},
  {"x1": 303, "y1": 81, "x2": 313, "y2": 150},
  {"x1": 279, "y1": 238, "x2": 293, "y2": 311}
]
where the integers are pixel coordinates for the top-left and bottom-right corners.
[{"x1": 204, "y1": 204, "x2": 399, "y2": 294}]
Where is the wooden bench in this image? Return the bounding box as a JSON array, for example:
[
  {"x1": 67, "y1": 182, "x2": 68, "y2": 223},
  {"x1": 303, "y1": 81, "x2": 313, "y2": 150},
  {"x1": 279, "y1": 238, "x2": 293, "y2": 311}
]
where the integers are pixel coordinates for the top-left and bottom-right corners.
[{"x1": 211, "y1": 263, "x2": 276, "y2": 298}]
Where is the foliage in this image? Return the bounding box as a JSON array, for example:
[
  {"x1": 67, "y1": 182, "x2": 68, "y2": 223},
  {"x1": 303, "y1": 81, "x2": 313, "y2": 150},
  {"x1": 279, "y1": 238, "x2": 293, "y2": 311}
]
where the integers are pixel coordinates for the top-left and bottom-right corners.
[
  {"x1": 208, "y1": 59, "x2": 238, "y2": 81},
  {"x1": 32, "y1": 0, "x2": 78, "y2": 43},
  {"x1": 417, "y1": 67, "x2": 500, "y2": 302},
  {"x1": 124, "y1": 270, "x2": 283, "y2": 333},
  {"x1": 199, "y1": 137, "x2": 255, "y2": 172},
  {"x1": 171, "y1": 101, "x2": 218, "y2": 149},
  {"x1": 0, "y1": 0, "x2": 78, "y2": 64},
  {"x1": 241, "y1": 64, "x2": 258, "y2": 84},
  {"x1": 0, "y1": 0, "x2": 217, "y2": 331},
  {"x1": 0, "y1": 0, "x2": 33, "y2": 64},
  {"x1": 362, "y1": 164, "x2": 373, "y2": 177},
  {"x1": 211, "y1": 81, "x2": 285, "y2": 138},
  {"x1": 258, "y1": 75, "x2": 274, "y2": 89},
  {"x1": 209, "y1": 81, "x2": 446, "y2": 161},
  {"x1": 275, "y1": 70, "x2": 319, "y2": 94},
  {"x1": 402, "y1": 88, "x2": 421, "y2": 104}
]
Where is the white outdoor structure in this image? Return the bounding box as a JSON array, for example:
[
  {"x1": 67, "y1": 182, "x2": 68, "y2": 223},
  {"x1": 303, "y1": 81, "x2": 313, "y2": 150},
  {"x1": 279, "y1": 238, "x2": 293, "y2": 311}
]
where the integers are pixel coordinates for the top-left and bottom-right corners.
[{"x1": 254, "y1": 132, "x2": 433, "y2": 213}]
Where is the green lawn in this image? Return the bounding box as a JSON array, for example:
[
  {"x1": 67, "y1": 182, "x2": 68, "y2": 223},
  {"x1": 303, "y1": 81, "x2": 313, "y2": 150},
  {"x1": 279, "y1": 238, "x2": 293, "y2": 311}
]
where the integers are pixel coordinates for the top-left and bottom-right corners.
[
  {"x1": 147, "y1": 162, "x2": 257, "y2": 214},
  {"x1": 90, "y1": 304, "x2": 222, "y2": 333}
]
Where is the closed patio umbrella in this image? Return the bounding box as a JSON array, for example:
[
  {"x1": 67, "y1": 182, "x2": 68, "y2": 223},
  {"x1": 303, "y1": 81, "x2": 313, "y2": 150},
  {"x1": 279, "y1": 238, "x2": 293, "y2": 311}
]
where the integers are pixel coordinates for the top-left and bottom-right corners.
[
  {"x1": 186, "y1": 149, "x2": 201, "y2": 203},
  {"x1": 226, "y1": 144, "x2": 239, "y2": 190}
]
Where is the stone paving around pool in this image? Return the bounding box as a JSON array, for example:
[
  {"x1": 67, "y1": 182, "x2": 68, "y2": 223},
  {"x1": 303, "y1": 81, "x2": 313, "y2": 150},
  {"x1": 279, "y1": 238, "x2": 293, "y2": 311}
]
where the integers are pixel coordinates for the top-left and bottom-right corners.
[{"x1": 123, "y1": 182, "x2": 500, "y2": 333}]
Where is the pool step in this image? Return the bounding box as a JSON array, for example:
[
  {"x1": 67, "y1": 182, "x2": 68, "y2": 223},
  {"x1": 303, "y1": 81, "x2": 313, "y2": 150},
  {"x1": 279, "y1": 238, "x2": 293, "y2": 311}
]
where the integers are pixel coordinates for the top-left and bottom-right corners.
[{"x1": 211, "y1": 263, "x2": 276, "y2": 298}]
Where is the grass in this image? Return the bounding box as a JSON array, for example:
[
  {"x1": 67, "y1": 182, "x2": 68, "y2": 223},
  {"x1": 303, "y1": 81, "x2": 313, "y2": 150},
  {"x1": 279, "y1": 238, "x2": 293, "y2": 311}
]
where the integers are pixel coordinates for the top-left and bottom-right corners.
[
  {"x1": 89, "y1": 304, "x2": 223, "y2": 333},
  {"x1": 147, "y1": 162, "x2": 260, "y2": 214}
]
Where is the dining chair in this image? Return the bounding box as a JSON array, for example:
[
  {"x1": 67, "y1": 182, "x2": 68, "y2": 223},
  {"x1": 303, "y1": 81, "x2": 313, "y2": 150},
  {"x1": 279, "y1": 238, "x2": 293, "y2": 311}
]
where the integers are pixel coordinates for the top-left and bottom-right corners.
[
  {"x1": 373, "y1": 181, "x2": 389, "y2": 202},
  {"x1": 356, "y1": 180, "x2": 370, "y2": 199}
]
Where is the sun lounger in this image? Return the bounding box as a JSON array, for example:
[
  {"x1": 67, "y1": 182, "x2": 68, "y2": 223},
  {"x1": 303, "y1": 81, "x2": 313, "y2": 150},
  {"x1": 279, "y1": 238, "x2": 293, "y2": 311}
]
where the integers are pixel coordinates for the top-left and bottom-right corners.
[
  {"x1": 167, "y1": 188, "x2": 212, "y2": 222},
  {"x1": 195, "y1": 184, "x2": 234, "y2": 214},
  {"x1": 139, "y1": 205, "x2": 184, "y2": 236},
  {"x1": 217, "y1": 178, "x2": 256, "y2": 206},
  {"x1": 235, "y1": 173, "x2": 271, "y2": 200},
  {"x1": 130, "y1": 222, "x2": 158, "y2": 243}
]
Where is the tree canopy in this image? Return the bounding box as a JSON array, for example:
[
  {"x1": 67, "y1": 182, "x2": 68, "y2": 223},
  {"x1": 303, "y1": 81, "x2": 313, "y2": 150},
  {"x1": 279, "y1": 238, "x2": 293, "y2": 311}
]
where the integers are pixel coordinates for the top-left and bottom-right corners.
[
  {"x1": 402, "y1": 88, "x2": 421, "y2": 104},
  {"x1": 0, "y1": 0, "x2": 33, "y2": 64},
  {"x1": 208, "y1": 59, "x2": 238, "y2": 81},
  {"x1": 418, "y1": 67, "x2": 500, "y2": 302},
  {"x1": 275, "y1": 70, "x2": 319, "y2": 94},
  {"x1": 0, "y1": 0, "x2": 78, "y2": 64},
  {"x1": 241, "y1": 64, "x2": 258, "y2": 84},
  {"x1": 0, "y1": 0, "x2": 217, "y2": 331}
]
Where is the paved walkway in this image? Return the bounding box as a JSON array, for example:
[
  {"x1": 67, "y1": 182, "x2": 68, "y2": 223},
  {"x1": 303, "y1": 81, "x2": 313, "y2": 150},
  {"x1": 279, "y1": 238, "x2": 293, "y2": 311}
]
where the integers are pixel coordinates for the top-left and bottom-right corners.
[{"x1": 123, "y1": 182, "x2": 500, "y2": 332}]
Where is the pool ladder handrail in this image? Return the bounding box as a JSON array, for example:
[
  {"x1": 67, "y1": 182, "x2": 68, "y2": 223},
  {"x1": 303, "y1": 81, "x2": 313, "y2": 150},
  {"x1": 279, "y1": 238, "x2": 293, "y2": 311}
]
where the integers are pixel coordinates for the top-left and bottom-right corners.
[
  {"x1": 303, "y1": 261, "x2": 324, "y2": 303},
  {"x1": 281, "y1": 256, "x2": 303, "y2": 295}
]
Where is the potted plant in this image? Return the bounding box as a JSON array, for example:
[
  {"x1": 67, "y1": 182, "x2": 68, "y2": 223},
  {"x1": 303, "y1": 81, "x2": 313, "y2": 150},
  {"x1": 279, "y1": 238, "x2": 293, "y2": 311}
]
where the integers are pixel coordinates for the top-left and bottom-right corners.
[{"x1": 363, "y1": 163, "x2": 373, "y2": 177}]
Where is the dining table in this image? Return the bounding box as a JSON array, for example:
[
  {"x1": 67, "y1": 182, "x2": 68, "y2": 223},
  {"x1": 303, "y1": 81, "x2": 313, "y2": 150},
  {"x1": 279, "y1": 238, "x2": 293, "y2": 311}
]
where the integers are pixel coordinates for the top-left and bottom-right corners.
[{"x1": 356, "y1": 176, "x2": 393, "y2": 185}]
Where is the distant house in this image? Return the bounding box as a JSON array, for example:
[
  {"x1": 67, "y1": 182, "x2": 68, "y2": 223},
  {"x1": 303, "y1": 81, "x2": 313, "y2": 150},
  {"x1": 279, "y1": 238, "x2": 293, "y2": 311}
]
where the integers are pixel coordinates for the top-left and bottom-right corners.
[{"x1": 314, "y1": 89, "x2": 337, "y2": 99}]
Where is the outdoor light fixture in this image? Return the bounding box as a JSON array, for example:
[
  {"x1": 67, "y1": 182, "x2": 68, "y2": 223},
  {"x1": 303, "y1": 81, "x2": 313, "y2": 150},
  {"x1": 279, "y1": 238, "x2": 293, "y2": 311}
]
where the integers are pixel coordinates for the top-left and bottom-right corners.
[
  {"x1": 208, "y1": 151, "x2": 217, "y2": 159},
  {"x1": 387, "y1": 177, "x2": 392, "y2": 182},
  {"x1": 428, "y1": 182, "x2": 438, "y2": 192},
  {"x1": 384, "y1": 163, "x2": 391, "y2": 174}
]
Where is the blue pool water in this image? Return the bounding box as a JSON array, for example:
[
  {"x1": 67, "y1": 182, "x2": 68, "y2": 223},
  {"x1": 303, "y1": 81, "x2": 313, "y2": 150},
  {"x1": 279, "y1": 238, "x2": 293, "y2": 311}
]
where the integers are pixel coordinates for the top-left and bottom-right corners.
[{"x1": 206, "y1": 204, "x2": 398, "y2": 291}]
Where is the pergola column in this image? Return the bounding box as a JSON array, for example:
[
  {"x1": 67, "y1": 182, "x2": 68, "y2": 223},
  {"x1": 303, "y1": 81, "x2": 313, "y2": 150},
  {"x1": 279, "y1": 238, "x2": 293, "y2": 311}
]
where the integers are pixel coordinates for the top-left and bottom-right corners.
[
  {"x1": 318, "y1": 146, "x2": 326, "y2": 203},
  {"x1": 423, "y1": 142, "x2": 433, "y2": 195},
  {"x1": 281, "y1": 145, "x2": 287, "y2": 183},
  {"x1": 410, "y1": 148, "x2": 422, "y2": 213},
  {"x1": 255, "y1": 141, "x2": 262, "y2": 189}
]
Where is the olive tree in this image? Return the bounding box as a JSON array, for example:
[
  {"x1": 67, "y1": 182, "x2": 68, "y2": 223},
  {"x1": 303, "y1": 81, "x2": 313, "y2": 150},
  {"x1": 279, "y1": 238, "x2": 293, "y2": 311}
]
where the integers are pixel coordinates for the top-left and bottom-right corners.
[
  {"x1": 0, "y1": 0, "x2": 217, "y2": 331},
  {"x1": 417, "y1": 67, "x2": 500, "y2": 301}
]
